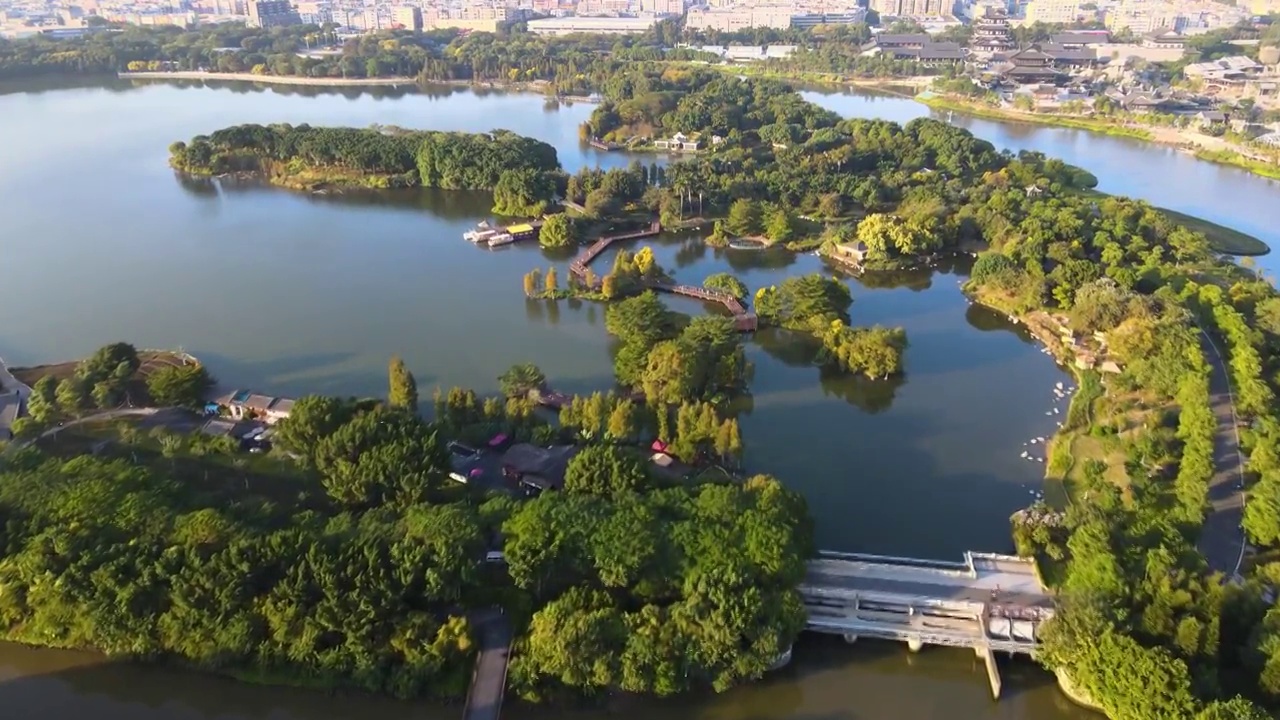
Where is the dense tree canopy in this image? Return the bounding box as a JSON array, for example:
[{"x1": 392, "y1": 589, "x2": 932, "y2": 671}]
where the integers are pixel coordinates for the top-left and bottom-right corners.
[
  {"x1": 170, "y1": 123, "x2": 561, "y2": 204},
  {"x1": 504, "y1": 476, "x2": 813, "y2": 697}
]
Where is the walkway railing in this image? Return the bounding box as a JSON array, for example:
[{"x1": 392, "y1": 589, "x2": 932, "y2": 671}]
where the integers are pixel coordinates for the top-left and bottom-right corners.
[{"x1": 564, "y1": 221, "x2": 757, "y2": 331}]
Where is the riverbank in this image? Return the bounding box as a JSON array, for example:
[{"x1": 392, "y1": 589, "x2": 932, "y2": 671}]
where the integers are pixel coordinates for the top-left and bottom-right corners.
[
  {"x1": 119, "y1": 71, "x2": 421, "y2": 86},
  {"x1": 920, "y1": 93, "x2": 1280, "y2": 184}
]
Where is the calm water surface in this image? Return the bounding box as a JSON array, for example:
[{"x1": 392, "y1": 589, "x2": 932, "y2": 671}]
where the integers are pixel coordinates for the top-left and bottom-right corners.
[{"x1": 4, "y1": 77, "x2": 1270, "y2": 720}]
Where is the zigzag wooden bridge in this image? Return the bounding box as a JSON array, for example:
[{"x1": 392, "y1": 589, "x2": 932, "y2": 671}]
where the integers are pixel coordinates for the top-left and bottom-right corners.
[{"x1": 569, "y1": 221, "x2": 758, "y2": 331}]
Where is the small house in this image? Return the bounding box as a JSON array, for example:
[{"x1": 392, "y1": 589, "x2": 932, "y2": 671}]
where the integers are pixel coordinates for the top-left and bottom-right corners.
[
  {"x1": 217, "y1": 389, "x2": 296, "y2": 424},
  {"x1": 653, "y1": 132, "x2": 700, "y2": 152},
  {"x1": 833, "y1": 241, "x2": 870, "y2": 265},
  {"x1": 1195, "y1": 110, "x2": 1228, "y2": 129}
]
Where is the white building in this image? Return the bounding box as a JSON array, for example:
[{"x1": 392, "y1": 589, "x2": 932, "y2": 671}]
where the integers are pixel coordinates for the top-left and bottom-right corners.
[
  {"x1": 686, "y1": 4, "x2": 796, "y2": 30},
  {"x1": 527, "y1": 16, "x2": 660, "y2": 34},
  {"x1": 1024, "y1": 0, "x2": 1081, "y2": 24}
]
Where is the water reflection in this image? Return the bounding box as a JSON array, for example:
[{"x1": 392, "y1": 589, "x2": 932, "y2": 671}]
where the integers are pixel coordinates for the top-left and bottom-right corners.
[{"x1": 173, "y1": 173, "x2": 220, "y2": 199}]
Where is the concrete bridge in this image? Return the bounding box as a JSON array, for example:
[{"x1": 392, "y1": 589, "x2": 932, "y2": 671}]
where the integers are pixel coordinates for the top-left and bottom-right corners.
[
  {"x1": 464, "y1": 550, "x2": 1051, "y2": 718},
  {"x1": 800, "y1": 551, "x2": 1053, "y2": 699}
]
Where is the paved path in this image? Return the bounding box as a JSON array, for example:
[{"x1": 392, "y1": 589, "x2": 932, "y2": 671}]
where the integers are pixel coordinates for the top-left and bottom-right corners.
[
  {"x1": 462, "y1": 610, "x2": 512, "y2": 720},
  {"x1": 1196, "y1": 332, "x2": 1247, "y2": 579},
  {"x1": 36, "y1": 407, "x2": 160, "y2": 440},
  {"x1": 805, "y1": 571, "x2": 1054, "y2": 612},
  {"x1": 0, "y1": 357, "x2": 33, "y2": 438}
]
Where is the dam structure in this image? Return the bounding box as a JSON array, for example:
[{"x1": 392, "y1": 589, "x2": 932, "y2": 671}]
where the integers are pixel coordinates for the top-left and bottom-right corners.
[{"x1": 800, "y1": 551, "x2": 1054, "y2": 699}]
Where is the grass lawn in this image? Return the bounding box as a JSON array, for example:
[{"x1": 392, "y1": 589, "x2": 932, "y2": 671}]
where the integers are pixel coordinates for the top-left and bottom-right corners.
[
  {"x1": 13, "y1": 350, "x2": 196, "y2": 406},
  {"x1": 1157, "y1": 207, "x2": 1271, "y2": 257},
  {"x1": 38, "y1": 418, "x2": 326, "y2": 519}
]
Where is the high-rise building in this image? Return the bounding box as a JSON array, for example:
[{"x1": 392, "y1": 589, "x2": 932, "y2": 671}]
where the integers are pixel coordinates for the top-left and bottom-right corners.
[
  {"x1": 247, "y1": 0, "x2": 300, "y2": 27},
  {"x1": 294, "y1": 0, "x2": 331, "y2": 23},
  {"x1": 1024, "y1": 0, "x2": 1081, "y2": 24},
  {"x1": 872, "y1": 0, "x2": 945, "y2": 17},
  {"x1": 392, "y1": 5, "x2": 423, "y2": 29},
  {"x1": 1104, "y1": 0, "x2": 1173, "y2": 35},
  {"x1": 640, "y1": 0, "x2": 683, "y2": 14}
]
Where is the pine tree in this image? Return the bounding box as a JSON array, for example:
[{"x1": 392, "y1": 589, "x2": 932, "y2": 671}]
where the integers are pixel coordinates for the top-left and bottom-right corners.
[
  {"x1": 726, "y1": 418, "x2": 743, "y2": 463},
  {"x1": 655, "y1": 403, "x2": 670, "y2": 442},
  {"x1": 388, "y1": 355, "x2": 418, "y2": 411}
]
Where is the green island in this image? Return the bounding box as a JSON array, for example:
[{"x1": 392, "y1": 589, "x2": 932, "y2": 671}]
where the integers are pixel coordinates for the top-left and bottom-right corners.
[
  {"x1": 5, "y1": 33, "x2": 1280, "y2": 720},
  {"x1": 154, "y1": 67, "x2": 1280, "y2": 716},
  {"x1": 4, "y1": 342, "x2": 810, "y2": 701}
]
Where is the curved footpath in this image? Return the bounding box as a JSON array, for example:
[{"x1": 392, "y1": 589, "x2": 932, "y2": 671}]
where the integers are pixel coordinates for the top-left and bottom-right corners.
[{"x1": 1196, "y1": 331, "x2": 1247, "y2": 580}]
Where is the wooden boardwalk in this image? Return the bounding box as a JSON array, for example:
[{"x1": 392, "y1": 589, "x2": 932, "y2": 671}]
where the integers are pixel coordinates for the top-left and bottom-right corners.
[{"x1": 568, "y1": 222, "x2": 757, "y2": 331}]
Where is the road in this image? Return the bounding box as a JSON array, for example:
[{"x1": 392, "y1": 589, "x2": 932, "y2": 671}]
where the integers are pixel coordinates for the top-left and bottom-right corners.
[
  {"x1": 805, "y1": 572, "x2": 1054, "y2": 612},
  {"x1": 0, "y1": 357, "x2": 33, "y2": 438},
  {"x1": 35, "y1": 407, "x2": 160, "y2": 440},
  {"x1": 1196, "y1": 332, "x2": 1247, "y2": 579},
  {"x1": 462, "y1": 610, "x2": 512, "y2": 720}
]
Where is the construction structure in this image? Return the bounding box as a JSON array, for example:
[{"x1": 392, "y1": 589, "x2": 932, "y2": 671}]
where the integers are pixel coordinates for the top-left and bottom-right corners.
[
  {"x1": 568, "y1": 221, "x2": 758, "y2": 331},
  {"x1": 801, "y1": 551, "x2": 1053, "y2": 699}
]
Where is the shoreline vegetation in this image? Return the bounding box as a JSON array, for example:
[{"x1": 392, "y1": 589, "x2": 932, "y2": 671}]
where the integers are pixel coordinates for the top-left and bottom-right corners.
[
  {"x1": 142, "y1": 69, "x2": 1267, "y2": 257},
  {"x1": 2, "y1": 343, "x2": 813, "y2": 704},
  {"x1": 918, "y1": 93, "x2": 1280, "y2": 185},
  {"x1": 7, "y1": 28, "x2": 1280, "y2": 720}
]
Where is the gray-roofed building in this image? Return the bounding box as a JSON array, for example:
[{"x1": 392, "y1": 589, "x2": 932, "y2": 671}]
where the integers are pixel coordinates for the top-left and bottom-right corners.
[
  {"x1": 219, "y1": 389, "x2": 297, "y2": 424},
  {"x1": 863, "y1": 33, "x2": 931, "y2": 51},
  {"x1": 1051, "y1": 31, "x2": 1110, "y2": 47},
  {"x1": 877, "y1": 41, "x2": 965, "y2": 64},
  {"x1": 500, "y1": 443, "x2": 581, "y2": 492}
]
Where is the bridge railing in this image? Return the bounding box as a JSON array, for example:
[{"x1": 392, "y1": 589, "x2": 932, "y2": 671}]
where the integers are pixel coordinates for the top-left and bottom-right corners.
[{"x1": 813, "y1": 551, "x2": 978, "y2": 579}]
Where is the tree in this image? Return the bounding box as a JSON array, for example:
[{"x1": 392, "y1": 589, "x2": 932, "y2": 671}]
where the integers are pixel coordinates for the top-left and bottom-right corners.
[
  {"x1": 545, "y1": 267, "x2": 559, "y2": 293},
  {"x1": 817, "y1": 192, "x2": 843, "y2": 218},
  {"x1": 274, "y1": 395, "x2": 360, "y2": 462},
  {"x1": 725, "y1": 199, "x2": 760, "y2": 237},
  {"x1": 524, "y1": 268, "x2": 542, "y2": 297},
  {"x1": 499, "y1": 363, "x2": 546, "y2": 399},
  {"x1": 55, "y1": 378, "x2": 89, "y2": 414},
  {"x1": 539, "y1": 214, "x2": 577, "y2": 249},
  {"x1": 605, "y1": 292, "x2": 680, "y2": 346},
  {"x1": 91, "y1": 381, "x2": 120, "y2": 409},
  {"x1": 601, "y1": 273, "x2": 619, "y2": 299},
  {"x1": 146, "y1": 364, "x2": 213, "y2": 408},
  {"x1": 1197, "y1": 698, "x2": 1272, "y2": 720},
  {"x1": 78, "y1": 342, "x2": 140, "y2": 384},
  {"x1": 765, "y1": 206, "x2": 797, "y2": 244},
  {"x1": 703, "y1": 273, "x2": 747, "y2": 299},
  {"x1": 493, "y1": 169, "x2": 556, "y2": 216},
  {"x1": 640, "y1": 342, "x2": 698, "y2": 407},
  {"x1": 388, "y1": 356, "x2": 418, "y2": 411},
  {"x1": 27, "y1": 376, "x2": 58, "y2": 423},
  {"x1": 585, "y1": 187, "x2": 620, "y2": 218},
  {"x1": 314, "y1": 408, "x2": 449, "y2": 508},
  {"x1": 563, "y1": 445, "x2": 649, "y2": 495},
  {"x1": 854, "y1": 213, "x2": 935, "y2": 259},
  {"x1": 607, "y1": 399, "x2": 640, "y2": 441}
]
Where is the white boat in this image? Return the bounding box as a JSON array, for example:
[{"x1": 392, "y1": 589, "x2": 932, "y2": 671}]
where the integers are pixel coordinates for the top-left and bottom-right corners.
[
  {"x1": 464, "y1": 221, "x2": 498, "y2": 243},
  {"x1": 486, "y1": 233, "x2": 515, "y2": 247}
]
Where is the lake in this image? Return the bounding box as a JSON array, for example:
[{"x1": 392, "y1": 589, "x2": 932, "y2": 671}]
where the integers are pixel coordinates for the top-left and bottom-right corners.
[{"x1": 0, "y1": 77, "x2": 1274, "y2": 720}]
